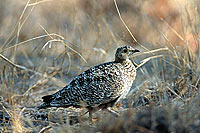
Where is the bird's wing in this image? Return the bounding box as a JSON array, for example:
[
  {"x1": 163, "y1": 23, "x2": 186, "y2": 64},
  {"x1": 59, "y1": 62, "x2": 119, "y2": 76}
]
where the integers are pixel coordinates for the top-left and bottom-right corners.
[
  {"x1": 75, "y1": 62, "x2": 125, "y2": 107},
  {"x1": 45, "y1": 62, "x2": 125, "y2": 108}
]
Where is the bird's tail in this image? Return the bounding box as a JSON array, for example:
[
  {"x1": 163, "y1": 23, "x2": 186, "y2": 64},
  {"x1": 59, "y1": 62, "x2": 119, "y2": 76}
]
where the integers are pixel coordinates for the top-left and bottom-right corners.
[
  {"x1": 42, "y1": 95, "x2": 54, "y2": 103},
  {"x1": 37, "y1": 95, "x2": 54, "y2": 109}
]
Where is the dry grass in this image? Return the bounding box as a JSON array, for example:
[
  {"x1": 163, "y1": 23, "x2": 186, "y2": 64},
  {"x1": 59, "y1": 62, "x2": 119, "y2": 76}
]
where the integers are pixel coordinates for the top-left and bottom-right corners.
[{"x1": 0, "y1": 0, "x2": 199, "y2": 132}]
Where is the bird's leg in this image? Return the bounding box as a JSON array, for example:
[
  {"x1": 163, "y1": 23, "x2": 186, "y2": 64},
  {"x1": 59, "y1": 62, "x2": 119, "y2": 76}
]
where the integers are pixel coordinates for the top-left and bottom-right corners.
[
  {"x1": 105, "y1": 107, "x2": 120, "y2": 117},
  {"x1": 87, "y1": 107, "x2": 94, "y2": 122},
  {"x1": 87, "y1": 107, "x2": 100, "y2": 122},
  {"x1": 78, "y1": 109, "x2": 89, "y2": 123},
  {"x1": 80, "y1": 110, "x2": 89, "y2": 117},
  {"x1": 89, "y1": 111, "x2": 93, "y2": 122},
  {"x1": 79, "y1": 108, "x2": 97, "y2": 122}
]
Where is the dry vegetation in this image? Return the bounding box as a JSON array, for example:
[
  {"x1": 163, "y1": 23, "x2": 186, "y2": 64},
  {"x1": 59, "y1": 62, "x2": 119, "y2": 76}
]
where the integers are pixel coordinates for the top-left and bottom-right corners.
[{"x1": 0, "y1": 0, "x2": 199, "y2": 132}]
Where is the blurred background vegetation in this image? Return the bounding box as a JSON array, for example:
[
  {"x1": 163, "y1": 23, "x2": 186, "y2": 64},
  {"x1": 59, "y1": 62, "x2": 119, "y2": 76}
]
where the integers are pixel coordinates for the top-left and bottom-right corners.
[{"x1": 0, "y1": 0, "x2": 199, "y2": 132}]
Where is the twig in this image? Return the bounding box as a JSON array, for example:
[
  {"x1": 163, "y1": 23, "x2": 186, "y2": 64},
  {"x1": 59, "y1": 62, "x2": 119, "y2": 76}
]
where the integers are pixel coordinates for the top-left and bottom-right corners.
[
  {"x1": 0, "y1": 54, "x2": 36, "y2": 73},
  {"x1": 132, "y1": 47, "x2": 169, "y2": 57},
  {"x1": 38, "y1": 24, "x2": 87, "y2": 63},
  {"x1": 39, "y1": 126, "x2": 52, "y2": 133},
  {"x1": 0, "y1": 34, "x2": 54, "y2": 53},
  {"x1": 0, "y1": 103, "x2": 12, "y2": 117},
  {"x1": 0, "y1": 53, "x2": 66, "y2": 88},
  {"x1": 113, "y1": 0, "x2": 137, "y2": 43},
  {"x1": 160, "y1": 17, "x2": 186, "y2": 42},
  {"x1": 136, "y1": 55, "x2": 163, "y2": 69},
  {"x1": 28, "y1": 0, "x2": 53, "y2": 6},
  {"x1": 2, "y1": 0, "x2": 31, "y2": 48},
  {"x1": 113, "y1": 0, "x2": 151, "y2": 52},
  {"x1": 166, "y1": 86, "x2": 184, "y2": 101}
]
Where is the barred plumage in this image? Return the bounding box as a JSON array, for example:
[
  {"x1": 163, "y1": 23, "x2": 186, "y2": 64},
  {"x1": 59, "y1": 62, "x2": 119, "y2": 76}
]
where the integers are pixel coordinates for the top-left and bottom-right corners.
[{"x1": 38, "y1": 46, "x2": 140, "y2": 119}]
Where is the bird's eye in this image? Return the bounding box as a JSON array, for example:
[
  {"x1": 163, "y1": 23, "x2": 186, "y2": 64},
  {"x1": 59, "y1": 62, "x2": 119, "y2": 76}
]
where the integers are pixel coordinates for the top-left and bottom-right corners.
[{"x1": 123, "y1": 49, "x2": 128, "y2": 53}]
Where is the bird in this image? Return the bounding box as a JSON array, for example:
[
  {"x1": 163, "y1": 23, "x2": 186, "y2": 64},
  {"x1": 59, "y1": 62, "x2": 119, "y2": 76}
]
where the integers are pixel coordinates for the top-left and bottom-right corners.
[{"x1": 38, "y1": 45, "x2": 140, "y2": 120}]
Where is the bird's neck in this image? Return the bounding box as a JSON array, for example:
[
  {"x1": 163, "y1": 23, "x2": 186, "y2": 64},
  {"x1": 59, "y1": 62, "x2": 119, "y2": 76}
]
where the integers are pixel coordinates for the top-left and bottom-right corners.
[
  {"x1": 114, "y1": 58, "x2": 131, "y2": 64},
  {"x1": 121, "y1": 59, "x2": 134, "y2": 67}
]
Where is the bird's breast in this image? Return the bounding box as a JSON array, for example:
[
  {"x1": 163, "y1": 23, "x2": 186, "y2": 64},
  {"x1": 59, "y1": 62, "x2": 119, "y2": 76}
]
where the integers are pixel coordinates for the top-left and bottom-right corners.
[{"x1": 121, "y1": 60, "x2": 136, "y2": 82}]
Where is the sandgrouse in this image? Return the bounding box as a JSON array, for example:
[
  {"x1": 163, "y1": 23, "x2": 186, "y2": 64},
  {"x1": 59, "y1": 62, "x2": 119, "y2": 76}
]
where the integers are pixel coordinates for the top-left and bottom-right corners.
[{"x1": 38, "y1": 46, "x2": 139, "y2": 119}]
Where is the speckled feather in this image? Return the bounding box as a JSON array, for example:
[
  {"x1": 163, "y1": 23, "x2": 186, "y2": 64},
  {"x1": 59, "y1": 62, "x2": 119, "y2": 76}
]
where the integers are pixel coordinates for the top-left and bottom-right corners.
[{"x1": 38, "y1": 46, "x2": 139, "y2": 110}]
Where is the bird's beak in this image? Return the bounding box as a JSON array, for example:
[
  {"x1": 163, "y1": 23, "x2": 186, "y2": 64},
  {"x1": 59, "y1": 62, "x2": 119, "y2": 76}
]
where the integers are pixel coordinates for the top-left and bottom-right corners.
[
  {"x1": 130, "y1": 49, "x2": 140, "y2": 54},
  {"x1": 129, "y1": 49, "x2": 140, "y2": 57},
  {"x1": 134, "y1": 49, "x2": 140, "y2": 53}
]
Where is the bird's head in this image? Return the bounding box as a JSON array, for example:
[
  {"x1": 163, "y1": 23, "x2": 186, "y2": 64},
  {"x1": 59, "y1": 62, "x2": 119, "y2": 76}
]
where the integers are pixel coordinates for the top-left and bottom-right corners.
[{"x1": 115, "y1": 46, "x2": 140, "y2": 62}]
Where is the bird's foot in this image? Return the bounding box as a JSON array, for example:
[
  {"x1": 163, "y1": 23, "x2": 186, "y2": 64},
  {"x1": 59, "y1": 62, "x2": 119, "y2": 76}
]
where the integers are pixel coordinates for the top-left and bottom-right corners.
[{"x1": 105, "y1": 107, "x2": 120, "y2": 117}]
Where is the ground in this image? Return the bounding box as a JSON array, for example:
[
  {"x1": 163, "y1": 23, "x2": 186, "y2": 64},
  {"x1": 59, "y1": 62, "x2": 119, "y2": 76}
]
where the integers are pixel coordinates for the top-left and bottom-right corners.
[{"x1": 0, "y1": 0, "x2": 199, "y2": 132}]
